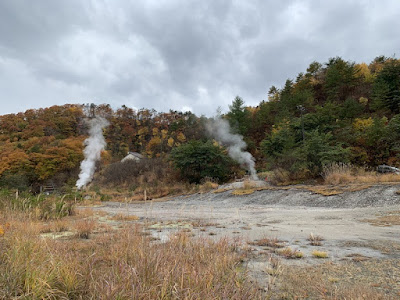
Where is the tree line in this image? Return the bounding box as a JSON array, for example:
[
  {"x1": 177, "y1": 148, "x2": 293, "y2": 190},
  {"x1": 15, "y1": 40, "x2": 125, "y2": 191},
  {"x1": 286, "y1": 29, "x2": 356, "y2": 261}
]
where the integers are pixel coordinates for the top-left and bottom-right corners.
[{"x1": 1, "y1": 56, "x2": 399, "y2": 190}]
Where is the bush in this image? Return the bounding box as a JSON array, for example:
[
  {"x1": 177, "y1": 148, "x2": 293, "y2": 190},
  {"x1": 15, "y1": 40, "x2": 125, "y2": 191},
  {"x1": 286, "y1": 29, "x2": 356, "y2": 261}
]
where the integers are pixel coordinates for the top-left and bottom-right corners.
[
  {"x1": 0, "y1": 172, "x2": 30, "y2": 191},
  {"x1": 170, "y1": 140, "x2": 235, "y2": 183},
  {"x1": 300, "y1": 130, "x2": 350, "y2": 176}
]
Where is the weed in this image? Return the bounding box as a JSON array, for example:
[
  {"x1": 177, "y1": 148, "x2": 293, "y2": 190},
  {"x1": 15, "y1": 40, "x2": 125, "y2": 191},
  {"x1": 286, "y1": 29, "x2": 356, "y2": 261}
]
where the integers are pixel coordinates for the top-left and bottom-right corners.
[
  {"x1": 274, "y1": 261, "x2": 389, "y2": 299},
  {"x1": 232, "y1": 188, "x2": 255, "y2": 196},
  {"x1": 276, "y1": 247, "x2": 303, "y2": 259},
  {"x1": 52, "y1": 220, "x2": 69, "y2": 232},
  {"x1": 363, "y1": 211, "x2": 400, "y2": 226},
  {"x1": 249, "y1": 237, "x2": 285, "y2": 248},
  {"x1": 110, "y1": 213, "x2": 140, "y2": 221},
  {"x1": 307, "y1": 233, "x2": 324, "y2": 246},
  {"x1": 346, "y1": 253, "x2": 370, "y2": 262},
  {"x1": 312, "y1": 250, "x2": 329, "y2": 258},
  {"x1": 322, "y1": 162, "x2": 400, "y2": 185},
  {"x1": 74, "y1": 219, "x2": 96, "y2": 239}
]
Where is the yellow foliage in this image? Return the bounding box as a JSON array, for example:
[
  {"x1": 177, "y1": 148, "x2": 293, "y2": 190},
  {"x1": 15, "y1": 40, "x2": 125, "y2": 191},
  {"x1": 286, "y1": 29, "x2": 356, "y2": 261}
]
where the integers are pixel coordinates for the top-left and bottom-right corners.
[
  {"x1": 152, "y1": 128, "x2": 159, "y2": 136},
  {"x1": 213, "y1": 140, "x2": 221, "y2": 148},
  {"x1": 353, "y1": 118, "x2": 373, "y2": 132},
  {"x1": 271, "y1": 125, "x2": 281, "y2": 135},
  {"x1": 0, "y1": 148, "x2": 31, "y2": 176},
  {"x1": 138, "y1": 127, "x2": 148, "y2": 137},
  {"x1": 246, "y1": 106, "x2": 257, "y2": 114},
  {"x1": 148, "y1": 136, "x2": 161, "y2": 147},
  {"x1": 355, "y1": 63, "x2": 375, "y2": 83},
  {"x1": 161, "y1": 129, "x2": 168, "y2": 139},
  {"x1": 359, "y1": 97, "x2": 368, "y2": 106},
  {"x1": 0, "y1": 225, "x2": 4, "y2": 236},
  {"x1": 146, "y1": 137, "x2": 162, "y2": 156},
  {"x1": 167, "y1": 138, "x2": 174, "y2": 148},
  {"x1": 177, "y1": 132, "x2": 186, "y2": 143}
]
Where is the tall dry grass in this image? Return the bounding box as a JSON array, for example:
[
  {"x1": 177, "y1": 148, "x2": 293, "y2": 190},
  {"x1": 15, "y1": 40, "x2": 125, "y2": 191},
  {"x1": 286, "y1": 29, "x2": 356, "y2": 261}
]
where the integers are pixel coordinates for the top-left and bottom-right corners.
[
  {"x1": 0, "y1": 214, "x2": 261, "y2": 299},
  {"x1": 322, "y1": 162, "x2": 400, "y2": 185},
  {"x1": 274, "y1": 262, "x2": 389, "y2": 299}
]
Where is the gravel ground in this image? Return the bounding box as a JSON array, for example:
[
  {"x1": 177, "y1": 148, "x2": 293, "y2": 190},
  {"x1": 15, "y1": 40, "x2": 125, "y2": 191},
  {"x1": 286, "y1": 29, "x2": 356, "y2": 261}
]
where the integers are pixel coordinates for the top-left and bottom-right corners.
[{"x1": 94, "y1": 183, "x2": 400, "y2": 294}]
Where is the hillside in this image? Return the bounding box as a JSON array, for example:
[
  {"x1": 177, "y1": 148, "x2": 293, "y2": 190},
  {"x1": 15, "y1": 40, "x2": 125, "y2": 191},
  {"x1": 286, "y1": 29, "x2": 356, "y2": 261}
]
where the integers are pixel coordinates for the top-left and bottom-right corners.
[{"x1": 1, "y1": 56, "x2": 400, "y2": 192}]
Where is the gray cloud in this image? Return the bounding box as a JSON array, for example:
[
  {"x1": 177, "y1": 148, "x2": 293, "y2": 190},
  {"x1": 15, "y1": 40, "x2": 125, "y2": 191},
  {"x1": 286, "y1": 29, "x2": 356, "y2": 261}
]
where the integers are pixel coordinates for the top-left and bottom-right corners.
[{"x1": 0, "y1": 0, "x2": 399, "y2": 116}]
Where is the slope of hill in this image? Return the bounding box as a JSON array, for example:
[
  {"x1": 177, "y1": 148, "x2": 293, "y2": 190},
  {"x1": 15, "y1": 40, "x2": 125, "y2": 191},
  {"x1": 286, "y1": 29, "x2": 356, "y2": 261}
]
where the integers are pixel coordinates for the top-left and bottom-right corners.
[{"x1": 1, "y1": 56, "x2": 400, "y2": 191}]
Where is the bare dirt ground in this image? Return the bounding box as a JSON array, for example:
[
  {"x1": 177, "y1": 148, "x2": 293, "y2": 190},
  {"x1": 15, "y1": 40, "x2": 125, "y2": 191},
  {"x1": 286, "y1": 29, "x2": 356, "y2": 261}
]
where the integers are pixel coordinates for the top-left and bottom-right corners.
[{"x1": 91, "y1": 183, "x2": 400, "y2": 296}]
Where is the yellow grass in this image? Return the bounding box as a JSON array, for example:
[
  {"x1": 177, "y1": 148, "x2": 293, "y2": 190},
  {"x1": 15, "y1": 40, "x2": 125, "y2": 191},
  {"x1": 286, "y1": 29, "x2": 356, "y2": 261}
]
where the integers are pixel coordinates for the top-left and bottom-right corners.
[
  {"x1": 110, "y1": 213, "x2": 140, "y2": 221},
  {"x1": 232, "y1": 188, "x2": 255, "y2": 196},
  {"x1": 312, "y1": 250, "x2": 329, "y2": 258},
  {"x1": 323, "y1": 162, "x2": 400, "y2": 185},
  {"x1": 0, "y1": 211, "x2": 261, "y2": 299},
  {"x1": 276, "y1": 247, "x2": 304, "y2": 259}
]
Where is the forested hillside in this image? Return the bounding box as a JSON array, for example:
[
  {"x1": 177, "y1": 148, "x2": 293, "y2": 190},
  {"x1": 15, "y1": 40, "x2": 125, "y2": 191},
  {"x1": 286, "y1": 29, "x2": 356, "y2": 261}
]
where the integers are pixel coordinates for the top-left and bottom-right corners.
[{"x1": 1, "y1": 56, "x2": 400, "y2": 191}]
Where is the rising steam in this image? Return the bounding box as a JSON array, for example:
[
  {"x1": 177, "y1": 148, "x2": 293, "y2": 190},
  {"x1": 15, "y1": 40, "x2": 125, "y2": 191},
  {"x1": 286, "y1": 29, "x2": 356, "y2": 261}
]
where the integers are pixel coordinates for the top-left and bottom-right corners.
[
  {"x1": 206, "y1": 117, "x2": 258, "y2": 180},
  {"x1": 76, "y1": 117, "x2": 109, "y2": 189}
]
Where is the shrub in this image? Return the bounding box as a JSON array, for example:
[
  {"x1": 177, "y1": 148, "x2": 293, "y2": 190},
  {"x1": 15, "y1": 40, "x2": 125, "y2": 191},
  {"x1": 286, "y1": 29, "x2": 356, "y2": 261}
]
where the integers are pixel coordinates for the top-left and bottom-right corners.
[{"x1": 170, "y1": 140, "x2": 235, "y2": 183}]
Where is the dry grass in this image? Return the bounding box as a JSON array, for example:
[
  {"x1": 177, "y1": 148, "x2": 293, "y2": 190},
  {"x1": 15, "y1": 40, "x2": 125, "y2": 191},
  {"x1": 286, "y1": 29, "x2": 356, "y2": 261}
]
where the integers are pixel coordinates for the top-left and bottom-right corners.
[
  {"x1": 110, "y1": 213, "x2": 140, "y2": 221},
  {"x1": 307, "y1": 233, "x2": 324, "y2": 246},
  {"x1": 323, "y1": 162, "x2": 400, "y2": 185},
  {"x1": 303, "y1": 184, "x2": 373, "y2": 196},
  {"x1": 248, "y1": 237, "x2": 285, "y2": 248},
  {"x1": 346, "y1": 253, "x2": 370, "y2": 262},
  {"x1": 52, "y1": 219, "x2": 69, "y2": 232},
  {"x1": 312, "y1": 250, "x2": 329, "y2": 258},
  {"x1": 232, "y1": 188, "x2": 255, "y2": 196},
  {"x1": 272, "y1": 261, "x2": 392, "y2": 299},
  {"x1": 0, "y1": 211, "x2": 261, "y2": 299},
  {"x1": 198, "y1": 180, "x2": 219, "y2": 193},
  {"x1": 362, "y1": 211, "x2": 400, "y2": 227},
  {"x1": 74, "y1": 219, "x2": 96, "y2": 239},
  {"x1": 276, "y1": 247, "x2": 304, "y2": 259},
  {"x1": 213, "y1": 187, "x2": 230, "y2": 193},
  {"x1": 231, "y1": 180, "x2": 258, "y2": 196}
]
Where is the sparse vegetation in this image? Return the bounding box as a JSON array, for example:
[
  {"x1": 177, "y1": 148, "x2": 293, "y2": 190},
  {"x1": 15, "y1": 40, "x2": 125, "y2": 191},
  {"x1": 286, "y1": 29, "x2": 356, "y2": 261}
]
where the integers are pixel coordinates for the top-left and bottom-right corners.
[
  {"x1": 362, "y1": 211, "x2": 400, "y2": 226},
  {"x1": 110, "y1": 213, "x2": 140, "y2": 221},
  {"x1": 232, "y1": 188, "x2": 255, "y2": 196},
  {"x1": 307, "y1": 233, "x2": 324, "y2": 246},
  {"x1": 249, "y1": 237, "x2": 285, "y2": 248},
  {"x1": 323, "y1": 162, "x2": 400, "y2": 185},
  {"x1": 273, "y1": 261, "x2": 392, "y2": 299},
  {"x1": 3, "y1": 56, "x2": 400, "y2": 299},
  {"x1": 276, "y1": 247, "x2": 304, "y2": 259},
  {"x1": 312, "y1": 250, "x2": 329, "y2": 258}
]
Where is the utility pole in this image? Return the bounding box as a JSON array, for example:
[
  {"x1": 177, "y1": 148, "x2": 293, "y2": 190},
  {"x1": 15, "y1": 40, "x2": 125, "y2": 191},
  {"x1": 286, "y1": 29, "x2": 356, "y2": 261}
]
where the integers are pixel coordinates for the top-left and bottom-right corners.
[{"x1": 297, "y1": 105, "x2": 306, "y2": 142}]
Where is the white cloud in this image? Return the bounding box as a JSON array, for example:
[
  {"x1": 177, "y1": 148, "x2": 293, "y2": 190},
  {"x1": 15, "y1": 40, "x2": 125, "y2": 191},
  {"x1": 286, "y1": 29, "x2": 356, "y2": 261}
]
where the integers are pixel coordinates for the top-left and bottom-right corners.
[{"x1": 0, "y1": 0, "x2": 399, "y2": 116}]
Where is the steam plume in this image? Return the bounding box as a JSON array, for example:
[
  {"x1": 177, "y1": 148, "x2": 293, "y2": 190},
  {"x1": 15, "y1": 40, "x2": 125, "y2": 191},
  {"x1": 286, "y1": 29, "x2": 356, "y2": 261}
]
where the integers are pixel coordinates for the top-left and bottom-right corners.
[
  {"x1": 76, "y1": 117, "x2": 109, "y2": 189},
  {"x1": 206, "y1": 117, "x2": 258, "y2": 180}
]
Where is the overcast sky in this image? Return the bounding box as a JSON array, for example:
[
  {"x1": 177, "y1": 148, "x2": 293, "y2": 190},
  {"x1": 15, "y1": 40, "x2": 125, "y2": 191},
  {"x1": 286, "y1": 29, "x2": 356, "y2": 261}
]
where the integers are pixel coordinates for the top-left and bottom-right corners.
[{"x1": 0, "y1": 0, "x2": 399, "y2": 116}]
